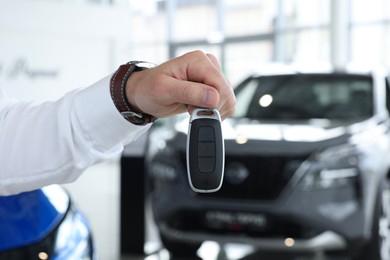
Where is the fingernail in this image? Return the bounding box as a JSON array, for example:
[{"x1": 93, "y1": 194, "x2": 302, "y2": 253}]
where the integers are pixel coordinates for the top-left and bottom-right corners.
[{"x1": 203, "y1": 90, "x2": 213, "y2": 107}]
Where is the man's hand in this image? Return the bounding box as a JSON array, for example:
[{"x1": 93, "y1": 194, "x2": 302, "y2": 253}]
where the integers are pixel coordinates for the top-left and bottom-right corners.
[{"x1": 125, "y1": 50, "x2": 236, "y2": 120}]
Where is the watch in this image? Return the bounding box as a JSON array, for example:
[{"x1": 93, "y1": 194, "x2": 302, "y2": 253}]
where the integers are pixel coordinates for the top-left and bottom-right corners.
[{"x1": 110, "y1": 61, "x2": 157, "y2": 125}]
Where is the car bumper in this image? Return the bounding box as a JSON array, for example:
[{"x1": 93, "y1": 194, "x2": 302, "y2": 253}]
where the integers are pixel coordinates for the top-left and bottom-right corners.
[
  {"x1": 158, "y1": 222, "x2": 346, "y2": 251},
  {"x1": 152, "y1": 176, "x2": 367, "y2": 252}
]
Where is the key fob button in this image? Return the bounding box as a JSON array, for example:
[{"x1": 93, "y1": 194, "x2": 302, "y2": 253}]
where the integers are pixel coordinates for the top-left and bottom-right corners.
[
  {"x1": 198, "y1": 126, "x2": 215, "y2": 141},
  {"x1": 197, "y1": 141, "x2": 215, "y2": 158},
  {"x1": 198, "y1": 158, "x2": 215, "y2": 173}
]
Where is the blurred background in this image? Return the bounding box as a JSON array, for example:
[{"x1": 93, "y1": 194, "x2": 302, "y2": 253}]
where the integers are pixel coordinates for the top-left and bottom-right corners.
[{"x1": 0, "y1": 0, "x2": 390, "y2": 259}]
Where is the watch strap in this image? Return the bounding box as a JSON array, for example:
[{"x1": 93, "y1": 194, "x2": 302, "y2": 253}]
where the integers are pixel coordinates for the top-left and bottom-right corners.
[{"x1": 110, "y1": 61, "x2": 157, "y2": 125}]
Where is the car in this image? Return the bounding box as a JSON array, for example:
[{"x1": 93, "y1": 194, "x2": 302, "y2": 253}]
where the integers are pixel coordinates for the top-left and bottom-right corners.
[
  {"x1": 145, "y1": 65, "x2": 390, "y2": 260},
  {"x1": 0, "y1": 185, "x2": 96, "y2": 260}
]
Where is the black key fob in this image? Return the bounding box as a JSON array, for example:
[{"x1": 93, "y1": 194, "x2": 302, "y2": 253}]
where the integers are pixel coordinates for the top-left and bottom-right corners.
[{"x1": 187, "y1": 108, "x2": 224, "y2": 193}]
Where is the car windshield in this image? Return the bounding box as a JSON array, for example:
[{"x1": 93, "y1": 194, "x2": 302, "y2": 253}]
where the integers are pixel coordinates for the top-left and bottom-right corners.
[{"x1": 234, "y1": 74, "x2": 373, "y2": 120}]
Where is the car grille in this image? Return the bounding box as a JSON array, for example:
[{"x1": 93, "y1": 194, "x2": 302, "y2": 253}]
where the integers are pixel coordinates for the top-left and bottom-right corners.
[
  {"x1": 167, "y1": 210, "x2": 321, "y2": 240},
  {"x1": 195, "y1": 155, "x2": 306, "y2": 201}
]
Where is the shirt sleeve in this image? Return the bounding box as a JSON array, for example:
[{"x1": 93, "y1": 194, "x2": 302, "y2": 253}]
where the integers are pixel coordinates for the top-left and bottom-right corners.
[{"x1": 0, "y1": 75, "x2": 151, "y2": 195}]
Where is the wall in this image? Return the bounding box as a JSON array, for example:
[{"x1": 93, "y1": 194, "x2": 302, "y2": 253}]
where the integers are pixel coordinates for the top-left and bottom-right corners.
[{"x1": 0, "y1": 1, "x2": 134, "y2": 259}]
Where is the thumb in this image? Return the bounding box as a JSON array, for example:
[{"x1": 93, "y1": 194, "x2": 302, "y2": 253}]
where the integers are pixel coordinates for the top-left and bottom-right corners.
[{"x1": 170, "y1": 78, "x2": 220, "y2": 109}]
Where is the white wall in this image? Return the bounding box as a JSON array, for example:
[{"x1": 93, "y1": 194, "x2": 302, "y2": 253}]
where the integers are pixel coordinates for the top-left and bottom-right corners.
[
  {"x1": 0, "y1": 1, "x2": 134, "y2": 259},
  {"x1": 0, "y1": 0, "x2": 134, "y2": 100}
]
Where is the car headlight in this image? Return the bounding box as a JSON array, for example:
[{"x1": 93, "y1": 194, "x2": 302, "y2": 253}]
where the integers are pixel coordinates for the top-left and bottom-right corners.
[
  {"x1": 300, "y1": 144, "x2": 360, "y2": 190},
  {"x1": 52, "y1": 205, "x2": 94, "y2": 260}
]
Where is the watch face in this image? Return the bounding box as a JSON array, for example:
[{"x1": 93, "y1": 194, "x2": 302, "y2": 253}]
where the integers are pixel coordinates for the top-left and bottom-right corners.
[
  {"x1": 121, "y1": 111, "x2": 156, "y2": 125},
  {"x1": 126, "y1": 116, "x2": 147, "y2": 125},
  {"x1": 121, "y1": 111, "x2": 146, "y2": 125},
  {"x1": 130, "y1": 61, "x2": 156, "y2": 70}
]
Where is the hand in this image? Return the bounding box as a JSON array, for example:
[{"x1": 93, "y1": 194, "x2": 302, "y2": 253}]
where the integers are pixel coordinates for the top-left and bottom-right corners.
[{"x1": 125, "y1": 50, "x2": 236, "y2": 120}]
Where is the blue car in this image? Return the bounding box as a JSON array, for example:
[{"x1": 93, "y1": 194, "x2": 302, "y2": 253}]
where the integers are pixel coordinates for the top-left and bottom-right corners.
[{"x1": 0, "y1": 185, "x2": 95, "y2": 259}]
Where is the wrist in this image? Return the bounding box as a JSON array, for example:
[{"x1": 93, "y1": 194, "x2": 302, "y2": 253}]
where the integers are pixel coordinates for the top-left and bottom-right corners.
[
  {"x1": 124, "y1": 68, "x2": 144, "y2": 114},
  {"x1": 110, "y1": 61, "x2": 157, "y2": 125}
]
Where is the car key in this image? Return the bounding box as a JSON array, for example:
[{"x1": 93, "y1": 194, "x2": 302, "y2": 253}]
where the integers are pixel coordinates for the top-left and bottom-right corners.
[{"x1": 187, "y1": 108, "x2": 225, "y2": 193}]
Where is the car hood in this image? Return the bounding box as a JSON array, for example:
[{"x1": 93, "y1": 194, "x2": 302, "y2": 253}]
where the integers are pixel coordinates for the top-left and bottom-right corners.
[
  {"x1": 0, "y1": 185, "x2": 69, "y2": 251},
  {"x1": 221, "y1": 118, "x2": 354, "y2": 156}
]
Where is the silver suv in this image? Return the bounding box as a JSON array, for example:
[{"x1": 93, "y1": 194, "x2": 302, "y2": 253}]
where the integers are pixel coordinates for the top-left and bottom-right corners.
[{"x1": 146, "y1": 67, "x2": 390, "y2": 260}]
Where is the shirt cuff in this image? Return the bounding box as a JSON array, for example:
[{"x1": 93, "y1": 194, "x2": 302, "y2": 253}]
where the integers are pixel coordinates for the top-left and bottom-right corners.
[{"x1": 72, "y1": 74, "x2": 151, "y2": 151}]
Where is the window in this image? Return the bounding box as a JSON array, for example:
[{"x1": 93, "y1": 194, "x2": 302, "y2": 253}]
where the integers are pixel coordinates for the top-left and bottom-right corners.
[
  {"x1": 167, "y1": 0, "x2": 332, "y2": 82},
  {"x1": 350, "y1": 0, "x2": 390, "y2": 67},
  {"x1": 161, "y1": 0, "x2": 390, "y2": 81},
  {"x1": 235, "y1": 74, "x2": 373, "y2": 120},
  {"x1": 171, "y1": 0, "x2": 218, "y2": 42},
  {"x1": 224, "y1": 0, "x2": 277, "y2": 37}
]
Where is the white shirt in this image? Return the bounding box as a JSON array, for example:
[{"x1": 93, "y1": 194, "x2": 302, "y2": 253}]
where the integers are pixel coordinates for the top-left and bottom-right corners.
[{"x1": 0, "y1": 75, "x2": 151, "y2": 195}]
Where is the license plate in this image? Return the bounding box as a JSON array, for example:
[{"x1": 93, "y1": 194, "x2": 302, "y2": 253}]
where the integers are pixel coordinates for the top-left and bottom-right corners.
[{"x1": 204, "y1": 210, "x2": 267, "y2": 231}]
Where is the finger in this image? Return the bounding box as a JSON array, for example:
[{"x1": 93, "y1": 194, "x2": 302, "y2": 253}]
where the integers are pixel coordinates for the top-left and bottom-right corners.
[
  {"x1": 217, "y1": 86, "x2": 237, "y2": 120},
  {"x1": 206, "y1": 53, "x2": 222, "y2": 72},
  {"x1": 220, "y1": 104, "x2": 236, "y2": 120},
  {"x1": 164, "y1": 77, "x2": 220, "y2": 109},
  {"x1": 182, "y1": 51, "x2": 227, "y2": 93},
  {"x1": 205, "y1": 55, "x2": 235, "y2": 115},
  {"x1": 185, "y1": 53, "x2": 235, "y2": 120},
  {"x1": 187, "y1": 104, "x2": 196, "y2": 115}
]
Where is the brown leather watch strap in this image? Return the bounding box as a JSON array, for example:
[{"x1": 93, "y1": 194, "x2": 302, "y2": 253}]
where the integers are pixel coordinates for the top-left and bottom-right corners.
[{"x1": 110, "y1": 61, "x2": 157, "y2": 125}]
